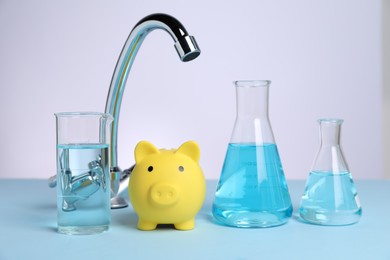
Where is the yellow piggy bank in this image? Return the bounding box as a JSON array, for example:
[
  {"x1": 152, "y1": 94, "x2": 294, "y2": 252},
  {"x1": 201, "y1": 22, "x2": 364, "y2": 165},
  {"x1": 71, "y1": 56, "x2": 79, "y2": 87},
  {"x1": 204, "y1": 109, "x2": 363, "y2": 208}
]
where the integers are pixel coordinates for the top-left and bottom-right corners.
[{"x1": 129, "y1": 140, "x2": 206, "y2": 230}]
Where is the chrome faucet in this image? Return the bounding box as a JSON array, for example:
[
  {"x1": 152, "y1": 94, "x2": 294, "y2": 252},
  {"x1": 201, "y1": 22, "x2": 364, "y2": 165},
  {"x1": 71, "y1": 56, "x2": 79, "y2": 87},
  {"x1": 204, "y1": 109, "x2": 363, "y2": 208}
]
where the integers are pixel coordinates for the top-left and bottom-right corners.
[{"x1": 106, "y1": 13, "x2": 201, "y2": 208}]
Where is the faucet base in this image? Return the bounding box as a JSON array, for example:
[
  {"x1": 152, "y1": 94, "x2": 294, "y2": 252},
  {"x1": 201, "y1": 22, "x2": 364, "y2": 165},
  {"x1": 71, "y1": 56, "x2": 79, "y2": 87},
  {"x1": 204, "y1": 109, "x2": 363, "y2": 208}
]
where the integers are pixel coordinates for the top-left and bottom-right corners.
[
  {"x1": 110, "y1": 166, "x2": 129, "y2": 209},
  {"x1": 110, "y1": 196, "x2": 128, "y2": 209}
]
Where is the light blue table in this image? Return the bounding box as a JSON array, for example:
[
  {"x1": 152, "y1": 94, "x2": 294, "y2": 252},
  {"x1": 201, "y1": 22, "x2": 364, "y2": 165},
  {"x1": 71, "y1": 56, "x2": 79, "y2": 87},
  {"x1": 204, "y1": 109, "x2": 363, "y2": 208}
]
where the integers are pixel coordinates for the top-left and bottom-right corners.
[{"x1": 0, "y1": 179, "x2": 389, "y2": 260}]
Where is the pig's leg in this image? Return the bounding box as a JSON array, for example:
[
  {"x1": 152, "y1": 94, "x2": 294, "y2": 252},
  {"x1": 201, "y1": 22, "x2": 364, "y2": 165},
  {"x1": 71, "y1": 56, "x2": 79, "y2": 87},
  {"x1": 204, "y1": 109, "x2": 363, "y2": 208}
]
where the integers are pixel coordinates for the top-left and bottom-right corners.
[
  {"x1": 138, "y1": 219, "x2": 158, "y2": 230},
  {"x1": 174, "y1": 219, "x2": 195, "y2": 230}
]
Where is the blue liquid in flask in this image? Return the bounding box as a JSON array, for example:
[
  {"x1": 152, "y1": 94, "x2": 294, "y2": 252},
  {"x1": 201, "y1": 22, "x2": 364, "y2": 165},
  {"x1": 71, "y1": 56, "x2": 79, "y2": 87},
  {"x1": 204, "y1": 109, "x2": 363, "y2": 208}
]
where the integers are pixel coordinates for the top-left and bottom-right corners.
[
  {"x1": 212, "y1": 143, "x2": 292, "y2": 228},
  {"x1": 299, "y1": 171, "x2": 362, "y2": 225}
]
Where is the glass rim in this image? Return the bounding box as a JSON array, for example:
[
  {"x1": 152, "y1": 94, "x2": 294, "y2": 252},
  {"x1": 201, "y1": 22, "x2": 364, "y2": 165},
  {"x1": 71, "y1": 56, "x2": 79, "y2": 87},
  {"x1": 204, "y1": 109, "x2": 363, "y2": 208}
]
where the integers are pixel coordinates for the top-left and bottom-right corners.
[
  {"x1": 318, "y1": 118, "x2": 344, "y2": 124},
  {"x1": 233, "y1": 80, "x2": 271, "y2": 87},
  {"x1": 54, "y1": 111, "x2": 113, "y2": 119}
]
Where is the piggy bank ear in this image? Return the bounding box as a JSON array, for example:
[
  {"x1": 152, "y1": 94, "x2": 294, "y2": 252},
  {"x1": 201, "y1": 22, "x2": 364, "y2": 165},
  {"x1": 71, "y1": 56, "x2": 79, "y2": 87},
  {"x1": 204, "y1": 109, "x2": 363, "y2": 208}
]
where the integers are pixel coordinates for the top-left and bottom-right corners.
[
  {"x1": 175, "y1": 141, "x2": 200, "y2": 162},
  {"x1": 134, "y1": 141, "x2": 159, "y2": 163}
]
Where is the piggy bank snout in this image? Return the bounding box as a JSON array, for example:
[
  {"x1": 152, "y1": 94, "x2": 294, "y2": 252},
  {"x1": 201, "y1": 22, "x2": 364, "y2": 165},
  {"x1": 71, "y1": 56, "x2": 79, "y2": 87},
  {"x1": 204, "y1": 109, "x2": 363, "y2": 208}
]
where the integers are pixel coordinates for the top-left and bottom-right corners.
[{"x1": 149, "y1": 183, "x2": 180, "y2": 207}]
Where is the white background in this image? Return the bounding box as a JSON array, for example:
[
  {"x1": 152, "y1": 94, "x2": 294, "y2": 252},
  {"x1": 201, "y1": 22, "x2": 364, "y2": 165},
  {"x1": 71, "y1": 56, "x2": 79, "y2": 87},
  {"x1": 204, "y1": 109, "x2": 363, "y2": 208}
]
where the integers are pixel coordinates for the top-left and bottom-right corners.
[{"x1": 0, "y1": 0, "x2": 385, "y2": 179}]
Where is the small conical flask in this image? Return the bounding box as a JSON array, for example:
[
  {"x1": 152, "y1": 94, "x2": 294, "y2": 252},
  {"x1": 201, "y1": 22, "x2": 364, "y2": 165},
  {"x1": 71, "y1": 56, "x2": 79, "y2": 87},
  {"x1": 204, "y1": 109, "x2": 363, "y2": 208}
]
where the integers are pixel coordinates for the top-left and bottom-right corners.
[
  {"x1": 299, "y1": 118, "x2": 362, "y2": 225},
  {"x1": 212, "y1": 80, "x2": 292, "y2": 228}
]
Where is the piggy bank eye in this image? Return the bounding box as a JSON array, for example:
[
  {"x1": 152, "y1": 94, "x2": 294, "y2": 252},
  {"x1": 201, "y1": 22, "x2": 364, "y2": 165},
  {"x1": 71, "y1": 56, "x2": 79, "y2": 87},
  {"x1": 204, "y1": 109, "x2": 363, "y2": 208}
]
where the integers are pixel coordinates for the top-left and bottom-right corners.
[
  {"x1": 178, "y1": 166, "x2": 184, "y2": 172},
  {"x1": 147, "y1": 166, "x2": 153, "y2": 172}
]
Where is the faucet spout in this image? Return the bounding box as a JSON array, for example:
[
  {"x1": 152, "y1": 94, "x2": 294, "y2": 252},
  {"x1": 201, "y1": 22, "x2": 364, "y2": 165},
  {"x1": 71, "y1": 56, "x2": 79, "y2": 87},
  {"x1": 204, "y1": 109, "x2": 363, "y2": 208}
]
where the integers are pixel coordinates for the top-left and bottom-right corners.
[{"x1": 105, "y1": 13, "x2": 201, "y2": 208}]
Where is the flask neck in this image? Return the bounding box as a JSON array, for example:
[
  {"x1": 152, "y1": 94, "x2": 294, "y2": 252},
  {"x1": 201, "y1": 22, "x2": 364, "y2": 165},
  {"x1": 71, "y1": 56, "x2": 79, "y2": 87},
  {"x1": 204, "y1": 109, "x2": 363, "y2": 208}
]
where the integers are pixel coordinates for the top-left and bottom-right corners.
[
  {"x1": 312, "y1": 118, "x2": 349, "y2": 173},
  {"x1": 231, "y1": 80, "x2": 274, "y2": 144},
  {"x1": 235, "y1": 82, "x2": 269, "y2": 119},
  {"x1": 319, "y1": 119, "x2": 343, "y2": 146}
]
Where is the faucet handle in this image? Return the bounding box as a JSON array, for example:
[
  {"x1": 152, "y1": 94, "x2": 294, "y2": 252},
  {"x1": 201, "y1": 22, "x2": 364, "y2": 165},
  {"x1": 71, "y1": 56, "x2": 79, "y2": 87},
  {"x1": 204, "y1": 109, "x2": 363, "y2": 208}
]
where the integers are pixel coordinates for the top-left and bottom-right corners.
[{"x1": 48, "y1": 175, "x2": 57, "y2": 188}]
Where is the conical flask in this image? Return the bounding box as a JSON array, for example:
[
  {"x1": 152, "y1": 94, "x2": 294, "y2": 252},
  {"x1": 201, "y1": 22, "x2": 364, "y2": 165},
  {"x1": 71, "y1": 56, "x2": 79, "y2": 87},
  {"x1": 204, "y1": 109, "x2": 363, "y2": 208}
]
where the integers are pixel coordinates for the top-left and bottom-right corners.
[
  {"x1": 212, "y1": 80, "x2": 292, "y2": 228},
  {"x1": 299, "y1": 118, "x2": 362, "y2": 225}
]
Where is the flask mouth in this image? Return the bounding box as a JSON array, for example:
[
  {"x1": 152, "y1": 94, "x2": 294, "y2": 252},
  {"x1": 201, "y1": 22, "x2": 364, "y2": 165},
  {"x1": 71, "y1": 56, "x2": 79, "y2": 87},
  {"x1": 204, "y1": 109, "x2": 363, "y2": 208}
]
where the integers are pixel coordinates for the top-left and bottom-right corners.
[
  {"x1": 318, "y1": 118, "x2": 344, "y2": 125},
  {"x1": 233, "y1": 80, "x2": 271, "y2": 88}
]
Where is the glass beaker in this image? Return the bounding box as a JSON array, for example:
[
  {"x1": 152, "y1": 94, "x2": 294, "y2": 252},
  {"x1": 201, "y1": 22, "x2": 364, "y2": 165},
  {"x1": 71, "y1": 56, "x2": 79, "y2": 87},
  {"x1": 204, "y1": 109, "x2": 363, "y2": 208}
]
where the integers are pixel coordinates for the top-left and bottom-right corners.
[
  {"x1": 55, "y1": 112, "x2": 113, "y2": 235},
  {"x1": 212, "y1": 80, "x2": 292, "y2": 228},
  {"x1": 299, "y1": 118, "x2": 362, "y2": 225}
]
